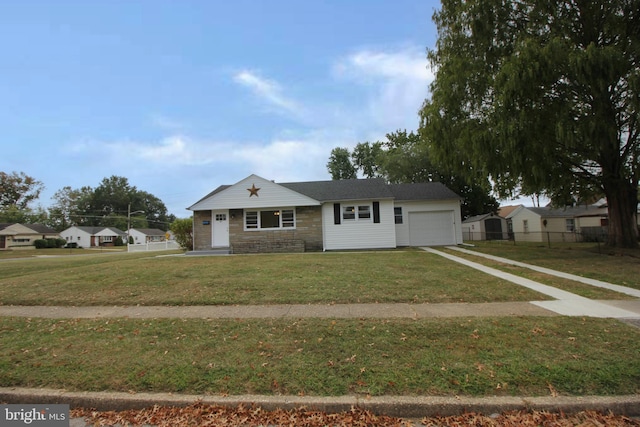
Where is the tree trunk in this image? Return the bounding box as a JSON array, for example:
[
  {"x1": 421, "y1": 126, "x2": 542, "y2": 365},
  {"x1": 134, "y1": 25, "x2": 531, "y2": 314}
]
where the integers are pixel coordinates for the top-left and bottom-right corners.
[{"x1": 604, "y1": 180, "x2": 639, "y2": 248}]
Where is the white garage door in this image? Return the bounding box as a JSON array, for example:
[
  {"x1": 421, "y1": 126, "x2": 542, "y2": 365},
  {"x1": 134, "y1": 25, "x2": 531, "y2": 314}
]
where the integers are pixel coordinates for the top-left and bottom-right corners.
[{"x1": 409, "y1": 211, "x2": 455, "y2": 246}]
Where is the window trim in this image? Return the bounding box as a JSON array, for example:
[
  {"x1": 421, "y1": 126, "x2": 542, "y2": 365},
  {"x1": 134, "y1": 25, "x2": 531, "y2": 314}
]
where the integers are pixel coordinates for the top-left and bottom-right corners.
[
  {"x1": 394, "y1": 206, "x2": 403, "y2": 224},
  {"x1": 341, "y1": 203, "x2": 373, "y2": 222},
  {"x1": 565, "y1": 218, "x2": 575, "y2": 232},
  {"x1": 244, "y1": 208, "x2": 296, "y2": 231}
]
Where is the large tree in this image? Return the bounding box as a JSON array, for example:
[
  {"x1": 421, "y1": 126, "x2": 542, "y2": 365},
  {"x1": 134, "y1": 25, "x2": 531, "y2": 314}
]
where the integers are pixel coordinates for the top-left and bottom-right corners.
[
  {"x1": 327, "y1": 147, "x2": 357, "y2": 180},
  {"x1": 49, "y1": 176, "x2": 172, "y2": 231},
  {"x1": 421, "y1": 0, "x2": 639, "y2": 247},
  {"x1": 0, "y1": 171, "x2": 44, "y2": 210},
  {"x1": 327, "y1": 131, "x2": 499, "y2": 219},
  {"x1": 48, "y1": 185, "x2": 94, "y2": 230}
]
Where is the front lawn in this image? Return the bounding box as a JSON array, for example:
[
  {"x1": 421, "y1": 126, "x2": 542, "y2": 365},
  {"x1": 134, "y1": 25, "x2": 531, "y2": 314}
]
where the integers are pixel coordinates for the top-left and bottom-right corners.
[
  {"x1": 1, "y1": 316, "x2": 638, "y2": 397},
  {"x1": 0, "y1": 251, "x2": 547, "y2": 305},
  {"x1": 461, "y1": 241, "x2": 640, "y2": 290}
]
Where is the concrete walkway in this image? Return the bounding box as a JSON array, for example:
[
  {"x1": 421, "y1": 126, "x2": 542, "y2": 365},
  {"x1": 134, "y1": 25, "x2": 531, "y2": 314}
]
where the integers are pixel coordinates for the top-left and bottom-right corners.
[
  {"x1": 0, "y1": 301, "x2": 557, "y2": 319},
  {"x1": 1, "y1": 246, "x2": 639, "y2": 320},
  {"x1": 424, "y1": 247, "x2": 640, "y2": 319},
  {"x1": 446, "y1": 246, "x2": 640, "y2": 298},
  {"x1": 2, "y1": 247, "x2": 640, "y2": 424}
]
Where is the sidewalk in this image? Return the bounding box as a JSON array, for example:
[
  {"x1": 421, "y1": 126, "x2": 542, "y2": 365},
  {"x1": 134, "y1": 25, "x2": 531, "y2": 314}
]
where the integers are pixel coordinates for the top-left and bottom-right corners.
[
  {"x1": 2, "y1": 247, "x2": 639, "y2": 424},
  {"x1": 425, "y1": 247, "x2": 640, "y2": 319}
]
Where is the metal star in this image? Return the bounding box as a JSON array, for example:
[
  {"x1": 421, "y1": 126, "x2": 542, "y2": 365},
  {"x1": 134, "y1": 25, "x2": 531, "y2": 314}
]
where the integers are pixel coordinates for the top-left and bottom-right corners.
[{"x1": 247, "y1": 183, "x2": 260, "y2": 197}]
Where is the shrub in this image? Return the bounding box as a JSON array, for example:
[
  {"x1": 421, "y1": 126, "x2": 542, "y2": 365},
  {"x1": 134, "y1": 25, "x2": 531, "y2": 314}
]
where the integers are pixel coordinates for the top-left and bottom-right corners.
[
  {"x1": 34, "y1": 239, "x2": 48, "y2": 249},
  {"x1": 115, "y1": 236, "x2": 124, "y2": 246}
]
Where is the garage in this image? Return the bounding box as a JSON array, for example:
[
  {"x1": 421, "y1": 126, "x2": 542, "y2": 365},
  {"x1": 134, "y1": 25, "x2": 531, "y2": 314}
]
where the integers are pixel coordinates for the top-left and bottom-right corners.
[{"x1": 408, "y1": 211, "x2": 456, "y2": 246}]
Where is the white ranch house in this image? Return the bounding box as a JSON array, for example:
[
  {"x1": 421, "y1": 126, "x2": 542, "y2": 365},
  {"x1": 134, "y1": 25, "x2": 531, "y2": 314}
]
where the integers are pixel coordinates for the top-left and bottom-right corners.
[
  {"x1": 60, "y1": 226, "x2": 126, "y2": 248},
  {"x1": 128, "y1": 228, "x2": 167, "y2": 244},
  {"x1": 188, "y1": 174, "x2": 463, "y2": 254}
]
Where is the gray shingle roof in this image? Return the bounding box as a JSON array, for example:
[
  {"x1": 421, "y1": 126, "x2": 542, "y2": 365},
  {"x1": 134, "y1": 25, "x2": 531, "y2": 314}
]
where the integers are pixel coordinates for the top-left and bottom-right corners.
[
  {"x1": 388, "y1": 182, "x2": 461, "y2": 201},
  {"x1": 70, "y1": 226, "x2": 126, "y2": 235},
  {"x1": 528, "y1": 205, "x2": 607, "y2": 218},
  {"x1": 279, "y1": 178, "x2": 394, "y2": 201},
  {"x1": 24, "y1": 224, "x2": 59, "y2": 234},
  {"x1": 191, "y1": 177, "x2": 461, "y2": 207},
  {"x1": 132, "y1": 228, "x2": 166, "y2": 236}
]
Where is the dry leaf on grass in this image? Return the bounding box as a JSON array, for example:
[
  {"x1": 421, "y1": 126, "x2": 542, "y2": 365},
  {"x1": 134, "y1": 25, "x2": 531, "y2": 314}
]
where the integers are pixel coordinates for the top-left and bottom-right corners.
[{"x1": 71, "y1": 404, "x2": 640, "y2": 427}]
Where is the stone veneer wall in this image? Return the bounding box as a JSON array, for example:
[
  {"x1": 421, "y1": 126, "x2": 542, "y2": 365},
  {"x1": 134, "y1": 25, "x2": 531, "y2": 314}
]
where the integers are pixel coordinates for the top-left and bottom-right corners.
[
  {"x1": 229, "y1": 206, "x2": 323, "y2": 253},
  {"x1": 193, "y1": 210, "x2": 212, "y2": 250}
]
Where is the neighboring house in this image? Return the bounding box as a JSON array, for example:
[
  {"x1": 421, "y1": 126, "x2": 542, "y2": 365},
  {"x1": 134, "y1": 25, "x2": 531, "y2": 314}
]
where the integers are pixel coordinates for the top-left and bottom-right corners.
[
  {"x1": 129, "y1": 228, "x2": 167, "y2": 244},
  {"x1": 60, "y1": 226, "x2": 127, "y2": 248},
  {"x1": 0, "y1": 223, "x2": 60, "y2": 250},
  {"x1": 462, "y1": 213, "x2": 508, "y2": 241},
  {"x1": 507, "y1": 204, "x2": 609, "y2": 242},
  {"x1": 188, "y1": 174, "x2": 463, "y2": 253},
  {"x1": 498, "y1": 205, "x2": 527, "y2": 239}
]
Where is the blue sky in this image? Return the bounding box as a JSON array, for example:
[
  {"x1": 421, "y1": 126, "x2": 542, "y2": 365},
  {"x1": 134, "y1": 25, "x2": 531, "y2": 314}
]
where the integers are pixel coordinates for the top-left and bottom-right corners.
[{"x1": 1, "y1": 0, "x2": 443, "y2": 217}]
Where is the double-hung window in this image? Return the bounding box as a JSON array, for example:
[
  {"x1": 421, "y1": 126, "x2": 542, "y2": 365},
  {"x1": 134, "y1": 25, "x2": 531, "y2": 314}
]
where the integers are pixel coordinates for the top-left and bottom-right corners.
[
  {"x1": 244, "y1": 209, "x2": 295, "y2": 230},
  {"x1": 394, "y1": 207, "x2": 403, "y2": 224},
  {"x1": 565, "y1": 219, "x2": 575, "y2": 232},
  {"x1": 358, "y1": 205, "x2": 371, "y2": 219},
  {"x1": 342, "y1": 204, "x2": 372, "y2": 221}
]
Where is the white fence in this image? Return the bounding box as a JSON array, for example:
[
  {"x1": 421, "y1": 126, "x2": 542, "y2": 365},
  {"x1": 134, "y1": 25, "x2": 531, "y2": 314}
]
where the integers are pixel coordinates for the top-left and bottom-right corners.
[{"x1": 127, "y1": 241, "x2": 182, "y2": 252}]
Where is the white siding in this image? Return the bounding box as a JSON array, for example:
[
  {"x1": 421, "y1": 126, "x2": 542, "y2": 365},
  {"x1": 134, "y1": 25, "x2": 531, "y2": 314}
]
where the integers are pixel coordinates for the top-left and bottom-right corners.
[
  {"x1": 60, "y1": 227, "x2": 93, "y2": 248},
  {"x1": 190, "y1": 175, "x2": 320, "y2": 210},
  {"x1": 322, "y1": 200, "x2": 396, "y2": 250},
  {"x1": 394, "y1": 200, "x2": 463, "y2": 246},
  {"x1": 510, "y1": 208, "x2": 543, "y2": 242}
]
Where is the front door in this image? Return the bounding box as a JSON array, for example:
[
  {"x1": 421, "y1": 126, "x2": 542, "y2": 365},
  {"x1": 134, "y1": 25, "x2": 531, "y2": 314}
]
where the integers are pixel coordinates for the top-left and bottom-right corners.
[{"x1": 212, "y1": 210, "x2": 230, "y2": 247}]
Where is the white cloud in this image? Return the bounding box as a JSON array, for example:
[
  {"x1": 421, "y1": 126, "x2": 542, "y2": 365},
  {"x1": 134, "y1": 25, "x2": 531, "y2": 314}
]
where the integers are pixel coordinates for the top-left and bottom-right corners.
[
  {"x1": 333, "y1": 47, "x2": 434, "y2": 132},
  {"x1": 233, "y1": 69, "x2": 304, "y2": 118},
  {"x1": 104, "y1": 136, "x2": 222, "y2": 166},
  {"x1": 149, "y1": 114, "x2": 186, "y2": 131},
  {"x1": 334, "y1": 48, "x2": 433, "y2": 82}
]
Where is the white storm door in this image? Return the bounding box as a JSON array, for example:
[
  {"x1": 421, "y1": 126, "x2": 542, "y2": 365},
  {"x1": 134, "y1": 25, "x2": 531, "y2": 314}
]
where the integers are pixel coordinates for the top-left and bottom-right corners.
[{"x1": 212, "y1": 210, "x2": 230, "y2": 247}]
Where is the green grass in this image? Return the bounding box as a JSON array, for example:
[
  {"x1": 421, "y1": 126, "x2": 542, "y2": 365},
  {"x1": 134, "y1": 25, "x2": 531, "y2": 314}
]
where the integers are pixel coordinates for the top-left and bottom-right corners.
[
  {"x1": 0, "y1": 251, "x2": 548, "y2": 305},
  {"x1": 2, "y1": 246, "x2": 639, "y2": 398},
  {"x1": 0, "y1": 247, "x2": 130, "y2": 259},
  {"x1": 1, "y1": 316, "x2": 638, "y2": 397},
  {"x1": 441, "y1": 247, "x2": 636, "y2": 300},
  {"x1": 461, "y1": 241, "x2": 640, "y2": 290}
]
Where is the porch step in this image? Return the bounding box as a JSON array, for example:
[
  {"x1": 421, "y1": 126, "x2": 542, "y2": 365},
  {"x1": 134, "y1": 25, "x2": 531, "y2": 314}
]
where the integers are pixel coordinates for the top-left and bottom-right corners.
[{"x1": 185, "y1": 247, "x2": 231, "y2": 255}]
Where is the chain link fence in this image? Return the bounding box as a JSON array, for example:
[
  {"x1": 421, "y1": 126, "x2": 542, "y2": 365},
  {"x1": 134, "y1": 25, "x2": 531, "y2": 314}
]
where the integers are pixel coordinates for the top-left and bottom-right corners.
[{"x1": 463, "y1": 226, "x2": 608, "y2": 246}]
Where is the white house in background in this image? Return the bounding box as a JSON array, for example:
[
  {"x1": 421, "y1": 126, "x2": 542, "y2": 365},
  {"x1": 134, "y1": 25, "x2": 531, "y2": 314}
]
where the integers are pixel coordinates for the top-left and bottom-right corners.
[
  {"x1": 462, "y1": 213, "x2": 508, "y2": 240},
  {"x1": 128, "y1": 228, "x2": 167, "y2": 244},
  {"x1": 188, "y1": 174, "x2": 463, "y2": 253},
  {"x1": 504, "y1": 204, "x2": 610, "y2": 242},
  {"x1": 60, "y1": 226, "x2": 127, "y2": 248}
]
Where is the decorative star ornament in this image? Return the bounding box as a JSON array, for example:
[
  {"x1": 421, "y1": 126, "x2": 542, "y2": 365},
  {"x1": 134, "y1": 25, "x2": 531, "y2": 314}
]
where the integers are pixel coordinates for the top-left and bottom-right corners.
[{"x1": 247, "y1": 183, "x2": 260, "y2": 197}]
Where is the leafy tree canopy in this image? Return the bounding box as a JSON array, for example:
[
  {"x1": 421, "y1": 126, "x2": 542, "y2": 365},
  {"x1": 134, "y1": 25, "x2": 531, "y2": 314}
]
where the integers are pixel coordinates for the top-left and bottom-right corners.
[
  {"x1": 326, "y1": 130, "x2": 499, "y2": 219},
  {"x1": 0, "y1": 171, "x2": 44, "y2": 210},
  {"x1": 327, "y1": 147, "x2": 357, "y2": 180},
  {"x1": 48, "y1": 176, "x2": 173, "y2": 231},
  {"x1": 420, "y1": 0, "x2": 639, "y2": 247}
]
